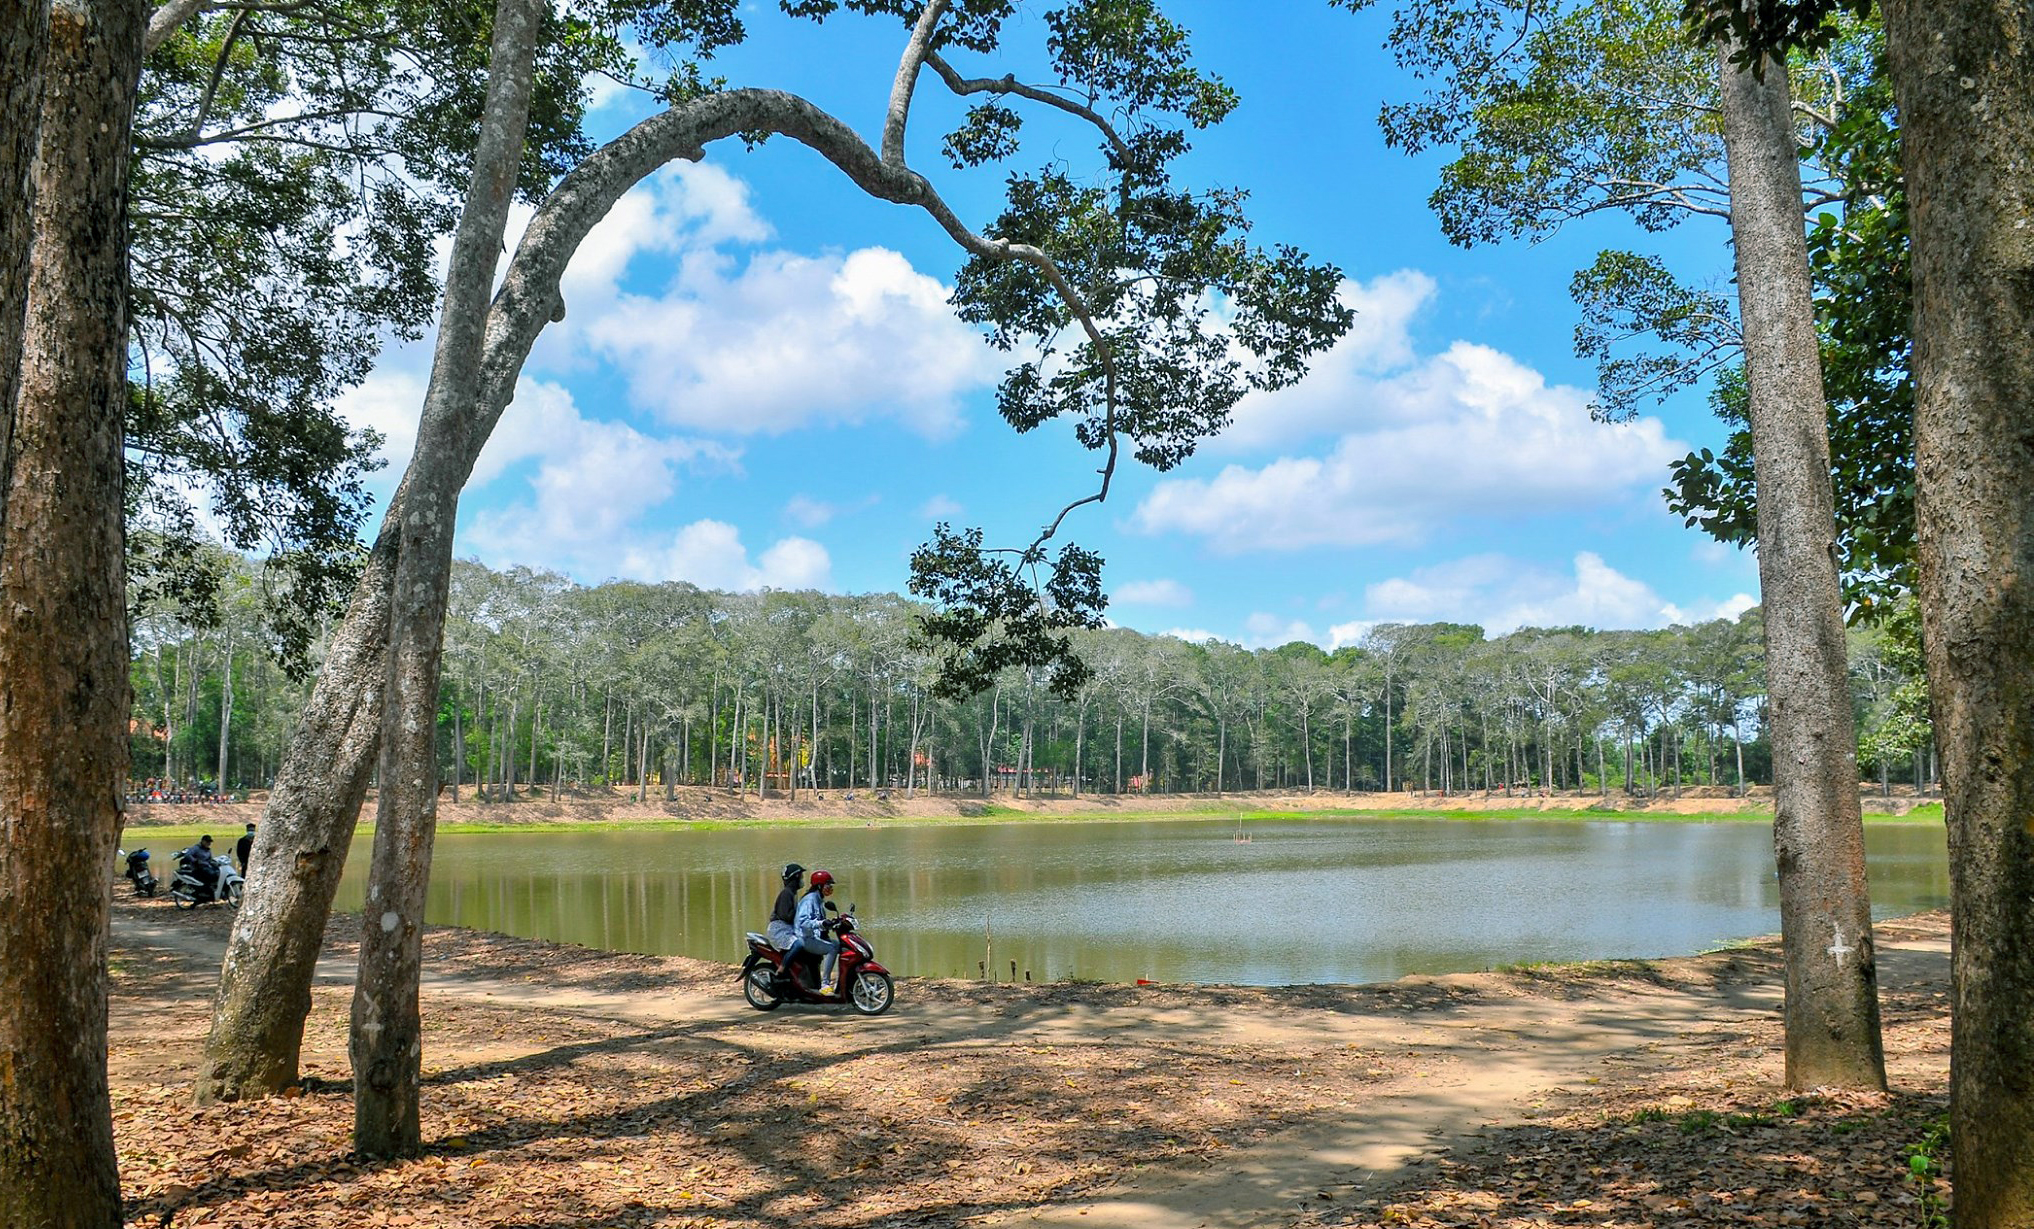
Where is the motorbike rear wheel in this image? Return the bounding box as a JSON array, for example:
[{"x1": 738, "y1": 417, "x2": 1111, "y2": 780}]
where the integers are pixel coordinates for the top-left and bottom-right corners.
[
  {"x1": 743, "y1": 964, "x2": 783, "y2": 1011},
  {"x1": 849, "y1": 970, "x2": 894, "y2": 1016},
  {"x1": 170, "y1": 885, "x2": 195, "y2": 910}
]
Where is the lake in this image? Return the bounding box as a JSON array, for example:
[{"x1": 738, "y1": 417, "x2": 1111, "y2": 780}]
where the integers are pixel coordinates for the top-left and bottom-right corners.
[{"x1": 331, "y1": 818, "x2": 1949, "y2": 986}]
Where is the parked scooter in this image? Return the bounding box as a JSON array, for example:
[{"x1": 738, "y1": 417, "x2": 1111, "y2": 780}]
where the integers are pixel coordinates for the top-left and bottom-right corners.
[
  {"x1": 118, "y1": 848, "x2": 158, "y2": 898},
  {"x1": 740, "y1": 904, "x2": 894, "y2": 1015},
  {"x1": 169, "y1": 850, "x2": 244, "y2": 909}
]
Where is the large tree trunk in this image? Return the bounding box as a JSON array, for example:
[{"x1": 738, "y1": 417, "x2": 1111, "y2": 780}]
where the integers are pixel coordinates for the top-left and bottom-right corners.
[
  {"x1": 197, "y1": 518, "x2": 397, "y2": 1103},
  {"x1": 0, "y1": 0, "x2": 49, "y2": 512},
  {"x1": 0, "y1": 0, "x2": 144, "y2": 1221},
  {"x1": 1715, "y1": 42, "x2": 1885, "y2": 1092},
  {"x1": 1882, "y1": 2, "x2": 2034, "y2": 1222},
  {"x1": 350, "y1": 0, "x2": 542, "y2": 1158}
]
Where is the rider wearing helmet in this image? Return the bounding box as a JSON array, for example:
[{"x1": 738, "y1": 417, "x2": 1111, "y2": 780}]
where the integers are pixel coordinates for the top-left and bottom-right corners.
[
  {"x1": 795, "y1": 869, "x2": 841, "y2": 993},
  {"x1": 767, "y1": 863, "x2": 805, "y2": 952}
]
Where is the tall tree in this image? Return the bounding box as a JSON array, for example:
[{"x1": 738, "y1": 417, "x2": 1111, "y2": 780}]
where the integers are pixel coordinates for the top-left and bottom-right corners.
[
  {"x1": 1878, "y1": 1, "x2": 2034, "y2": 1218},
  {"x1": 0, "y1": 0, "x2": 147, "y2": 1221},
  {"x1": 1712, "y1": 34, "x2": 1883, "y2": 1090},
  {"x1": 350, "y1": 0, "x2": 544, "y2": 1157},
  {"x1": 1690, "y1": 0, "x2": 2033, "y2": 1216},
  {"x1": 1371, "y1": 0, "x2": 1883, "y2": 1088}
]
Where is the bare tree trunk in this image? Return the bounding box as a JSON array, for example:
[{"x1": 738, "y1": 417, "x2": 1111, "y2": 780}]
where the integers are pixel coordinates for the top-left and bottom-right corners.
[
  {"x1": 450, "y1": 685, "x2": 463, "y2": 802},
  {"x1": 216, "y1": 623, "x2": 235, "y2": 787},
  {"x1": 1882, "y1": 2, "x2": 2034, "y2": 1219},
  {"x1": 1716, "y1": 40, "x2": 1884, "y2": 1092},
  {"x1": 350, "y1": 0, "x2": 542, "y2": 1157},
  {"x1": 0, "y1": 0, "x2": 143, "y2": 1218}
]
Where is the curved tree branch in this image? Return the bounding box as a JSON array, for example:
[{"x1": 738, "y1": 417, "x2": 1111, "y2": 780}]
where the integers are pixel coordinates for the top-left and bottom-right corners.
[
  {"x1": 475, "y1": 86, "x2": 1124, "y2": 550},
  {"x1": 923, "y1": 51, "x2": 1135, "y2": 164},
  {"x1": 883, "y1": 0, "x2": 949, "y2": 167}
]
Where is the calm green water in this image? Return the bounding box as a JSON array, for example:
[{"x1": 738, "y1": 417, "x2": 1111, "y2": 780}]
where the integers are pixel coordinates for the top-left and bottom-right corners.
[{"x1": 330, "y1": 819, "x2": 1949, "y2": 986}]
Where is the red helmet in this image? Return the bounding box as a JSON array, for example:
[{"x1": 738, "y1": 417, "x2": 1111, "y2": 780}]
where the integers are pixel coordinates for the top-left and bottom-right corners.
[{"x1": 810, "y1": 869, "x2": 835, "y2": 890}]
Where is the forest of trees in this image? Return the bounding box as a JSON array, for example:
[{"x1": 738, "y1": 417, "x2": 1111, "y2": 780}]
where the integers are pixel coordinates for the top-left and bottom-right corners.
[{"x1": 133, "y1": 556, "x2": 1939, "y2": 806}]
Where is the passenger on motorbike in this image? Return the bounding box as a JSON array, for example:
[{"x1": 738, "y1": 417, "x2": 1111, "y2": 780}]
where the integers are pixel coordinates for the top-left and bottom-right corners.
[
  {"x1": 794, "y1": 869, "x2": 841, "y2": 993},
  {"x1": 766, "y1": 863, "x2": 805, "y2": 953},
  {"x1": 179, "y1": 835, "x2": 222, "y2": 896}
]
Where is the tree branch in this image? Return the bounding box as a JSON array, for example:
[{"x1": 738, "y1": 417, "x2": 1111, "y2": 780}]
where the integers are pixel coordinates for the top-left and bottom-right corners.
[
  {"x1": 475, "y1": 88, "x2": 1124, "y2": 560},
  {"x1": 883, "y1": 0, "x2": 949, "y2": 167},
  {"x1": 145, "y1": 0, "x2": 211, "y2": 54},
  {"x1": 924, "y1": 51, "x2": 1134, "y2": 163}
]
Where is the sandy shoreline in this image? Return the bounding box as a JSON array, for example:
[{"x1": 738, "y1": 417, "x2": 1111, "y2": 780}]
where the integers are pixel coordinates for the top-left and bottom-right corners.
[{"x1": 119, "y1": 782, "x2": 1941, "y2": 833}]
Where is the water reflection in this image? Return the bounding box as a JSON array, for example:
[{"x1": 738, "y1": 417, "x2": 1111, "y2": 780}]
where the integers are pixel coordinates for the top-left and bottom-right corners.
[{"x1": 332, "y1": 819, "x2": 1948, "y2": 986}]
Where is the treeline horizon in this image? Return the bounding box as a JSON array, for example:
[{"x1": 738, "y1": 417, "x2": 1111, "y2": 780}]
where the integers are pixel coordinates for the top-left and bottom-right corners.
[{"x1": 131, "y1": 555, "x2": 1935, "y2": 803}]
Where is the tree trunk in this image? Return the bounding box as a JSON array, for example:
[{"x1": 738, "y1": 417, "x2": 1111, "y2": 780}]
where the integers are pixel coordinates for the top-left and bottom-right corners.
[
  {"x1": 0, "y1": 0, "x2": 143, "y2": 1219},
  {"x1": 1716, "y1": 40, "x2": 1885, "y2": 1092},
  {"x1": 450, "y1": 686, "x2": 463, "y2": 802},
  {"x1": 215, "y1": 624, "x2": 235, "y2": 788},
  {"x1": 350, "y1": 0, "x2": 541, "y2": 1158},
  {"x1": 0, "y1": 0, "x2": 49, "y2": 529},
  {"x1": 1882, "y1": 1, "x2": 2034, "y2": 1219}
]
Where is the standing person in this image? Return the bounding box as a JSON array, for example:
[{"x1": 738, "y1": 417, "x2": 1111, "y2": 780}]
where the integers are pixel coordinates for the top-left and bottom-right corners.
[
  {"x1": 796, "y1": 869, "x2": 841, "y2": 993},
  {"x1": 767, "y1": 863, "x2": 805, "y2": 952},
  {"x1": 235, "y1": 822, "x2": 257, "y2": 875}
]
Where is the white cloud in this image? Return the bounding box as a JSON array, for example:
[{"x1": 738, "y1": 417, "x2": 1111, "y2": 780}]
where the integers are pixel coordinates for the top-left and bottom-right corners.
[
  {"x1": 1361, "y1": 552, "x2": 1747, "y2": 635},
  {"x1": 1663, "y1": 591, "x2": 1759, "y2": 625},
  {"x1": 619, "y1": 520, "x2": 833, "y2": 592},
  {"x1": 1134, "y1": 336, "x2": 1682, "y2": 553},
  {"x1": 587, "y1": 246, "x2": 999, "y2": 437},
  {"x1": 784, "y1": 495, "x2": 838, "y2": 528},
  {"x1": 1244, "y1": 612, "x2": 1321, "y2": 649},
  {"x1": 1213, "y1": 269, "x2": 1437, "y2": 453},
  {"x1": 920, "y1": 494, "x2": 965, "y2": 521},
  {"x1": 1327, "y1": 619, "x2": 1377, "y2": 649},
  {"x1": 1163, "y1": 627, "x2": 1220, "y2": 643},
  {"x1": 457, "y1": 380, "x2": 737, "y2": 576},
  {"x1": 332, "y1": 368, "x2": 426, "y2": 496},
  {"x1": 1114, "y1": 578, "x2": 1194, "y2": 607}
]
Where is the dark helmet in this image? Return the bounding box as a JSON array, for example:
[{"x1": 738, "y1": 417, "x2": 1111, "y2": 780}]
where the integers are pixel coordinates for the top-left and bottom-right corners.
[
  {"x1": 199, "y1": 835, "x2": 214, "y2": 847},
  {"x1": 781, "y1": 862, "x2": 805, "y2": 883},
  {"x1": 809, "y1": 869, "x2": 835, "y2": 890}
]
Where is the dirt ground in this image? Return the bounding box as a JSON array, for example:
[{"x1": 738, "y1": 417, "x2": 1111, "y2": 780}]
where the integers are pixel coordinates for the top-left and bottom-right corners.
[
  {"x1": 108, "y1": 893, "x2": 1951, "y2": 1229},
  {"x1": 121, "y1": 781, "x2": 1940, "y2": 833}
]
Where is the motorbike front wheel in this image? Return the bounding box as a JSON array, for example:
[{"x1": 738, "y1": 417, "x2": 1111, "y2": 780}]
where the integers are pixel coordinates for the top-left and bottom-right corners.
[
  {"x1": 849, "y1": 970, "x2": 894, "y2": 1016},
  {"x1": 743, "y1": 965, "x2": 783, "y2": 1012},
  {"x1": 225, "y1": 881, "x2": 244, "y2": 908}
]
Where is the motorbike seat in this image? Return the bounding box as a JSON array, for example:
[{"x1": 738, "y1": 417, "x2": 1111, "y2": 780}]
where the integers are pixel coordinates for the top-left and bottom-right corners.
[{"x1": 744, "y1": 932, "x2": 777, "y2": 951}]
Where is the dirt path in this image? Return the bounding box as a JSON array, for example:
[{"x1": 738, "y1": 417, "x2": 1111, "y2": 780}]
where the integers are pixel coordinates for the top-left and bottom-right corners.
[{"x1": 107, "y1": 902, "x2": 1951, "y2": 1228}]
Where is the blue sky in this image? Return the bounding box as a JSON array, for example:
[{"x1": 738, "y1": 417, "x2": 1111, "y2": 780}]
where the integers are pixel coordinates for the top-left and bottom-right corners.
[{"x1": 338, "y1": 0, "x2": 1761, "y2": 648}]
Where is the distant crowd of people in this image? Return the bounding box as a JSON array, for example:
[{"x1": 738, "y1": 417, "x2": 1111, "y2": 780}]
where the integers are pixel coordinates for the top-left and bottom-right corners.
[{"x1": 128, "y1": 778, "x2": 238, "y2": 804}]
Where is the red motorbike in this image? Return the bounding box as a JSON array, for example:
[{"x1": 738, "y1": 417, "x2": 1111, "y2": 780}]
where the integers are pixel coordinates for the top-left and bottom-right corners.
[{"x1": 741, "y1": 904, "x2": 894, "y2": 1015}]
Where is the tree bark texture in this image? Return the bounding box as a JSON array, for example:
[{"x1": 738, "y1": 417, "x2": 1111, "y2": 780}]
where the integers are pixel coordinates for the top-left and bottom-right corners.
[
  {"x1": 350, "y1": 0, "x2": 543, "y2": 1158},
  {"x1": 1882, "y1": 2, "x2": 2034, "y2": 1222},
  {"x1": 1714, "y1": 42, "x2": 1885, "y2": 1092},
  {"x1": 0, "y1": 0, "x2": 50, "y2": 526},
  {"x1": 202, "y1": 80, "x2": 1088, "y2": 1098},
  {"x1": 0, "y1": 0, "x2": 143, "y2": 1222}
]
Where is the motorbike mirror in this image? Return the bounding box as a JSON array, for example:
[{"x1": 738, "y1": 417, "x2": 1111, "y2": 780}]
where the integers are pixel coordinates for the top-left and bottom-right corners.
[{"x1": 824, "y1": 900, "x2": 839, "y2": 912}]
